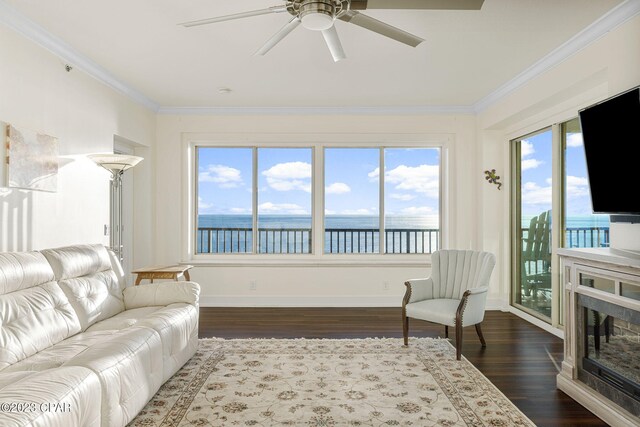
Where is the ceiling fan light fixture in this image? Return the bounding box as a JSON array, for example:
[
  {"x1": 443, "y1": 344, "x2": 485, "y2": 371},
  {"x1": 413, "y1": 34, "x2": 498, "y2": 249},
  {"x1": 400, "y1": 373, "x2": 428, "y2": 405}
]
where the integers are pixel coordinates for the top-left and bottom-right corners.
[
  {"x1": 299, "y1": 1, "x2": 335, "y2": 31},
  {"x1": 301, "y1": 12, "x2": 334, "y2": 31}
]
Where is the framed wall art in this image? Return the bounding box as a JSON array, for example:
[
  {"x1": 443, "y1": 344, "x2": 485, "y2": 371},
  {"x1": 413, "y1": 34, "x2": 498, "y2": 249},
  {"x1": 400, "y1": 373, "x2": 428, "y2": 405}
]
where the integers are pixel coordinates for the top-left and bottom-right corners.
[{"x1": 5, "y1": 124, "x2": 58, "y2": 192}]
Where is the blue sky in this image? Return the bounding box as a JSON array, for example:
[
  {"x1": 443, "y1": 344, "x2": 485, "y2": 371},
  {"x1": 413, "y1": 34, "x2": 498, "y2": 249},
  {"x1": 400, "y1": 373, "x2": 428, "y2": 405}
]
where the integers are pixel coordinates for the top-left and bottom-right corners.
[
  {"x1": 197, "y1": 147, "x2": 440, "y2": 218},
  {"x1": 520, "y1": 125, "x2": 596, "y2": 218}
]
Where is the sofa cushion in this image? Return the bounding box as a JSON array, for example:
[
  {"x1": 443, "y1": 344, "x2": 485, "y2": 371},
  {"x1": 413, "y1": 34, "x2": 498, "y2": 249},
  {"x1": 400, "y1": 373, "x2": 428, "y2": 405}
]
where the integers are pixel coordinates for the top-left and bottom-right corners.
[
  {"x1": 405, "y1": 299, "x2": 461, "y2": 327},
  {"x1": 42, "y1": 245, "x2": 125, "y2": 330},
  {"x1": 2, "y1": 330, "x2": 119, "y2": 373},
  {"x1": 0, "y1": 282, "x2": 81, "y2": 370},
  {"x1": 87, "y1": 303, "x2": 199, "y2": 380},
  {"x1": 63, "y1": 326, "x2": 163, "y2": 427},
  {"x1": 58, "y1": 271, "x2": 125, "y2": 331},
  {"x1": 0, "y1": 252, "x2": 55, "y2": 295},
  {"x1": 41, "y1": 244, "x2": 112, "y2": 280},
  {"x1": 0, "y1": 367, "x2": 101, "y2": 427}
]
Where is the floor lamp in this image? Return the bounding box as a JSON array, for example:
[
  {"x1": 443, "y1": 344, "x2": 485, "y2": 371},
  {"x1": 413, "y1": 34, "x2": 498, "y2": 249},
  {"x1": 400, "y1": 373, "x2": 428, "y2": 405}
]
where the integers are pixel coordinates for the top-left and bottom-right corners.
[{"x1": 89, "y1": 153, "x2": 143, "y2": 263}]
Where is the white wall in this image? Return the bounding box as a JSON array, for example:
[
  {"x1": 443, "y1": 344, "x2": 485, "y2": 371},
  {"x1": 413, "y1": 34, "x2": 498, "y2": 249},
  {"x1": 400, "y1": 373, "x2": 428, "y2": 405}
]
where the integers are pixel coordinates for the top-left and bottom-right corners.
[
  {"x1": 476, "y1": 14, "x2": 640, "y2": 321},
  {"x1": 0, "y1": 24, "x2": 156, "y2": 269},
  {"x1": 155, "y1": 114, "x2": 501, "y2": 307},
  {"x1": 3, "y1": 11, "x2": 637, "y2": 311}
]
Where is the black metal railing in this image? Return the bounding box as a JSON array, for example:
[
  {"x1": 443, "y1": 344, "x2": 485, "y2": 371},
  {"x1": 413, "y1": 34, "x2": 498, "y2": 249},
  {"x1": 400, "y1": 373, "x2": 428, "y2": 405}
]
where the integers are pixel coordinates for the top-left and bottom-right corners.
[
  {"x1": 565, "y1": 227, "x2": 610, "y2": 248},
  {"x1": 197, "y1": 227, "x2": 440, "y2": 254},
  {"x1": 520, "y1": 227, "x2": 610, "y2": 249}
]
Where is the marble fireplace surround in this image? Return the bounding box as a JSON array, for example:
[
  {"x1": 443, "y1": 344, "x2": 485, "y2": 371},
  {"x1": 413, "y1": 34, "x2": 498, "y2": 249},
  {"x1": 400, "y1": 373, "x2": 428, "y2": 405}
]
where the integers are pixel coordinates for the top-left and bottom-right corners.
[{"x1": 558, "y1": 247, "x2": 640, "y2": 427}]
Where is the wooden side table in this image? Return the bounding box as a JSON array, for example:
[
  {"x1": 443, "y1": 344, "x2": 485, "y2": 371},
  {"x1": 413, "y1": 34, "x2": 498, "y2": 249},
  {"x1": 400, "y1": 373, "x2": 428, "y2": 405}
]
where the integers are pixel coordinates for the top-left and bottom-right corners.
[{"x1": 132, "y1": 265, "x2": 193, "y2": 286}]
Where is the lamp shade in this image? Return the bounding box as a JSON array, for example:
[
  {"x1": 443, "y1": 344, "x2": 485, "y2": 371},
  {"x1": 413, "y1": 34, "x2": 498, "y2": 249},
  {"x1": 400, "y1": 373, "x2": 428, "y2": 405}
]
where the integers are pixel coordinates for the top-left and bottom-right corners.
[{"x1": 88, "y1": 154, "x2": 143, "y2": 175}]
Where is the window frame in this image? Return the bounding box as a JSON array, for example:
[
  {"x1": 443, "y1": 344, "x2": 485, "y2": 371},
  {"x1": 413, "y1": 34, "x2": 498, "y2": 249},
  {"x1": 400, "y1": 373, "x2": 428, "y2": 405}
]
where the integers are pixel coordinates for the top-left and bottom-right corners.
[{"x1": 184, "y1": 134, "x2": 449, "y2": 266}]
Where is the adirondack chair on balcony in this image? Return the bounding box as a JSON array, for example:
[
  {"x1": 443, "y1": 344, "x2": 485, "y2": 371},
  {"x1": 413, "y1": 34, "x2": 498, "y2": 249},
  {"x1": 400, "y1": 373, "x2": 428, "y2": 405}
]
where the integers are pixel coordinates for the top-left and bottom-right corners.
[{"x1": 521, "y1": 210, "x2": 552, "y2": 299}]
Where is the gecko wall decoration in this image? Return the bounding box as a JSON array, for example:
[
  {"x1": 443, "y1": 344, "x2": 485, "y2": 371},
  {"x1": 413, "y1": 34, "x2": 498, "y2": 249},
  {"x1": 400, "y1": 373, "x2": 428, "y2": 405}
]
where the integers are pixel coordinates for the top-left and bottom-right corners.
[{"x1": 484, "y1": 169, "x2": 502, "y2": 190}]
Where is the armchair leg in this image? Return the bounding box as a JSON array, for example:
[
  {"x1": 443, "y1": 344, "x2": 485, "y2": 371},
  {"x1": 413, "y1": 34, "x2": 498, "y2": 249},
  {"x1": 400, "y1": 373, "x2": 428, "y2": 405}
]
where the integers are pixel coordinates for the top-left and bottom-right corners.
[
  {"x1": 403, "y1": 316, "x2": 409, "y2": 346},
  {"x1": 455, "y1": 322, "x2": 463, "y2": 361},
  {"x1": 445, "y1": 325, "x2": 449, "y2": 338},
  {"x1": 475, "y1": 323, "x2": 486, "y2": 347}
]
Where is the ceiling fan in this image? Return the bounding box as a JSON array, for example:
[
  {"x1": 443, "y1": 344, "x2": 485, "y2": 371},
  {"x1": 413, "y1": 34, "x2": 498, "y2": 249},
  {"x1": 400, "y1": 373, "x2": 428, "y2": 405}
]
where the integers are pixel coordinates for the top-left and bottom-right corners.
[{"x1": 179, "y1": 0, "x2": 484, "y2": 62}]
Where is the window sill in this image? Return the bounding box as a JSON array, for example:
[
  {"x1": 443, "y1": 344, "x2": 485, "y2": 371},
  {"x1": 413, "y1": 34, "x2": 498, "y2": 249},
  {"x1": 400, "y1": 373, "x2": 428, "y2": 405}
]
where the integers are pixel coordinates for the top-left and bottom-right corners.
[{"x1": 182, "y1": 255, "x2": 432, "y2": 268}]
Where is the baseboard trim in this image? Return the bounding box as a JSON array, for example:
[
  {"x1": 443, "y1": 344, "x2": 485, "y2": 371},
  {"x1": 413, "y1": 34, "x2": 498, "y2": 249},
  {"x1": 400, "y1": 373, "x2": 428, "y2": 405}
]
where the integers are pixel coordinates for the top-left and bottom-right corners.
[
  {"x1": 508, "y1": 306, "x2": 564, "y2": 339},
  {"x1": 200, "y1": 296, "x2": 506, "y2": 310},
  {"x1": 557, "y1": 374, "x2": 638, "y2": 427}
]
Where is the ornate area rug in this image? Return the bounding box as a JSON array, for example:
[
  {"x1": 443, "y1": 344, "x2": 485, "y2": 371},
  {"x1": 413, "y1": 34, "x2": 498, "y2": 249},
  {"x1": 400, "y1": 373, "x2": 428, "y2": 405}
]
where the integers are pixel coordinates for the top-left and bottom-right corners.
[{"x1": 129, "y1": 338, "x2": 535, "y2": 426}]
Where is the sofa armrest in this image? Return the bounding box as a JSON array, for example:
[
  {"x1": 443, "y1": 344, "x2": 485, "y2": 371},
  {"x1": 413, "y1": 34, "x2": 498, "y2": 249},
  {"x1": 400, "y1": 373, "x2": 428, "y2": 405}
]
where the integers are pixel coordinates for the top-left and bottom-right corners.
[{"x1": 123, "y1": 281, "x2": 200, "y2": 309}]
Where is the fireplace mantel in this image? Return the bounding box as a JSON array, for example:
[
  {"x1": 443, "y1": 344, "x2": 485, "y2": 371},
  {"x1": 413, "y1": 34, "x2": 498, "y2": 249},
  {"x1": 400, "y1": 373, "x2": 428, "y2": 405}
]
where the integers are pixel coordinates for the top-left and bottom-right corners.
[{"x1": 558, "y1": 248, "x2": 640, "y2": 427}]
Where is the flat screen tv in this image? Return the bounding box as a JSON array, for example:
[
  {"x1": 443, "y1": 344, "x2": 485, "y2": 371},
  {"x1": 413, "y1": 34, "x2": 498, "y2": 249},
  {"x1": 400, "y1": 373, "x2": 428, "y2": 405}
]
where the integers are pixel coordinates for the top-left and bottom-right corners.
[{"x1": 579, "y1": 86, "x2": 640, "y2": 215}]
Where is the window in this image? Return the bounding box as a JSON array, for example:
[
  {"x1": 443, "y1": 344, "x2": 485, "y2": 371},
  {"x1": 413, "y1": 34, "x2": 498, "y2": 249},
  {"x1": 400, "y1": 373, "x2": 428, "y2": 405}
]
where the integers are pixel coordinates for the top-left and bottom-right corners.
[
  {"x1": 257, "y1": 148, "x2": 312, "y2": 254},
  {"x1": 194, "y1": 143, "x2": 442, "y2": 257},
  {"x1": 196, "y1": 147, "x2": 312, "y2": 254},
  {"x1": 384, "y1": 148, "x2": 440, "y2": 254},
  {"x1": 324, "y1": 148, "x2": 379, "y2": 253},
  {"x1": 562, "y1": 118, "x2": 610, "y2": 249},
  {"x1": 324, "y1": 147, "x2": 440, "y2": 254},
  {"x1": 197, "y1": 147, "x2": 253, "y2": 254}
]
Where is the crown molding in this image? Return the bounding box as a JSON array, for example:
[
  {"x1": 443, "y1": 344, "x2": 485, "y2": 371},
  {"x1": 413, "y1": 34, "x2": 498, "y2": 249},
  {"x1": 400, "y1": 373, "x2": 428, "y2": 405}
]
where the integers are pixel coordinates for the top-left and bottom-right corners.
[
  {"x1": 0, "y1": 0, "x2": 159, "y2": 112},
  {"x1": 473, "y1": 0, "x2": 640, "y2": 113},
  {"x1": 2, "y1": 0, "x2": 637, "y2": 117},
  {"x1": 157, "y1": 105, "x2": 475, "y2": 115}
]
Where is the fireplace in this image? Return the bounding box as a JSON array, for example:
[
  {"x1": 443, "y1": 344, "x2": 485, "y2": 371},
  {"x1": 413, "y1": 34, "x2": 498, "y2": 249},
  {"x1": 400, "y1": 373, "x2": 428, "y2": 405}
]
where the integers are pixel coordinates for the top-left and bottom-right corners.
[
  {"x1": 558, "y1": 248, "x2": 640, "y2": 426},
  {"x1": 577, "y1": 292, "x2": 640, "y2": 416}
]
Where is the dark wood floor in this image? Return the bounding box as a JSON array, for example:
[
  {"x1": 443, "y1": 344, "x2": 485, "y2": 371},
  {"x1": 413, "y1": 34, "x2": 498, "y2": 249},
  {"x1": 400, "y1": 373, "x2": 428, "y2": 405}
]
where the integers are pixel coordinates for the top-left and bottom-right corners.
[{"x1": 199, "y1": 308, "x2": 607, "y2": 427}]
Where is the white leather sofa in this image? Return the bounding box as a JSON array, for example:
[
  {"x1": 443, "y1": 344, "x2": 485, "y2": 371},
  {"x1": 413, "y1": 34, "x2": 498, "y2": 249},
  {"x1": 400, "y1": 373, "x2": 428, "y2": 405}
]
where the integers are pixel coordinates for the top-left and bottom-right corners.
[{"x1": 0, "y1": 244, "x2": 200, "y2": 427}]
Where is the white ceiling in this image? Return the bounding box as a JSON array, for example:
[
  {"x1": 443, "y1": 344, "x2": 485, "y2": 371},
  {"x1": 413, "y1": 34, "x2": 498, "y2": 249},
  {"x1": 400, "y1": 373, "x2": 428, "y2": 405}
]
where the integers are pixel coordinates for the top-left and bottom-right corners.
[{"x1": 4, "y1": 0, "x2": 624, "y2": 108}]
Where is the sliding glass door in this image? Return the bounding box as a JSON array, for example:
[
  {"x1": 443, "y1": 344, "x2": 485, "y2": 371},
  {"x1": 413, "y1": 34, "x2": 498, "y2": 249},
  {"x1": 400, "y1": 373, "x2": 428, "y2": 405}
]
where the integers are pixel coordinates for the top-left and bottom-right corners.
[
  {"x1": 513, "y1": 128, "x2": 554, "y2": 321},
  {"x1": 512, "y1": 117, "x2": 608, "y2": 325}
]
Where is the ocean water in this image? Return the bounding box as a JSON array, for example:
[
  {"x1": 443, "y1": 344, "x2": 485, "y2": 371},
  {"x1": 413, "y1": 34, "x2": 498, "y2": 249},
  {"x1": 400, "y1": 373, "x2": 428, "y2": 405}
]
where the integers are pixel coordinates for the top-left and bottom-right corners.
[{"x1": 198, "y1": 215, "x2": 439, "y2": 229}]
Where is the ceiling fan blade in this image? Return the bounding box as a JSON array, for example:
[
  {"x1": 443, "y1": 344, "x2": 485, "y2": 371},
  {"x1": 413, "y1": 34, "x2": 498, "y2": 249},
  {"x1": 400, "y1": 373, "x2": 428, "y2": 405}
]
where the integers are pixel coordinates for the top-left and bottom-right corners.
[
  {"x1": 339, "y1": 11, "x2": 424, "y2": 47},
  {"x1": 351, "y1": 0, "x2": 484, "y2": 10},
  {"x1": 321, "y1": 26, "x2": 346, "y2": 62},
  {"x1": 255, "y1": 18, "x2": 301, "y2": 56},
  {"x1": 179, "y1": 5, "x2": 287, "y2": 27}
]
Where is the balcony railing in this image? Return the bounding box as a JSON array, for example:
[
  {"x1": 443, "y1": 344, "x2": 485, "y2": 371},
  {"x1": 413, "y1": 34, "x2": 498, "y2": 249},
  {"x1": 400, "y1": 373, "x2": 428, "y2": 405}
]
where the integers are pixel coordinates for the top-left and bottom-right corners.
[
  {"x1": 565, "y1": 227, "x2": 610, "y2": 248},
  {"x1": 520, "y1": 227, "x2": 610, "y2": 248},
  {"x1": 197, "y1": 227, "x2": 440, "y2": 254},
  {"x1": 197, "y1": 226, "x2": 608, "y2": 255}
]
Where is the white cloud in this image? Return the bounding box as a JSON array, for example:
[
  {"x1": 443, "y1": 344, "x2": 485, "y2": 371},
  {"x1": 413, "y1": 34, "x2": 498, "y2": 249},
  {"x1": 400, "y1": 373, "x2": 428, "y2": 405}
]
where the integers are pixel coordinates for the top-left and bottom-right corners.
[
  {"x1": 258, "y1": 202, "x2": 308, "y2": 215},
  {"x1": 198, "y1": 197, "x2": 213, "y2": 211},
  {"x1": 325, "y1": 182, "x2": 351, "y2": 194},
  {"x1": 521, "y1": 140, "x2": 535, "y2": 158},
  {"x1": 521, "y1": 158, "x2": 544, "y2": 171},
  {"x1": 522, "y1": 175, "x2": 589, "y2": 206},
  {"x1": 390, "y1": 193, "x2": 416, "y2": 201},
  {"x1": 229, "y1": 207, "x2": 251, "y2": 214},
  {"x1": 199, "y1": 165, "x2": 243, "y2": 188},
  {"x1": 401, "y1": 206, "x2": 433, "y2": 215},
  {"x1": 341, "y1": 208, "x2": 375, "y2": 215},
  {"x1": 521, "y1": 182, "x2": 551, "y2": 205},
  {"x1": 325, "y1": 209, "x2": 337, "y2": 215},
  {"x1": 262, "y1": 162, "x2": 311, "y2": 192},
  {"x1": 566, "y1": 133, "x2": 583, "y2": 148},
  {"x1": 385, "y1": 164, "x2": 440, "y2": 198},
  {"x1": 520, "y1": 140, "x2": 544, "y2": 170},
  {"x1": 368, "y1": 167, "x2": 380, "y2": 181},
  {"x1": 566, "y1": 175, "x2": 589, "y2": 198}
]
